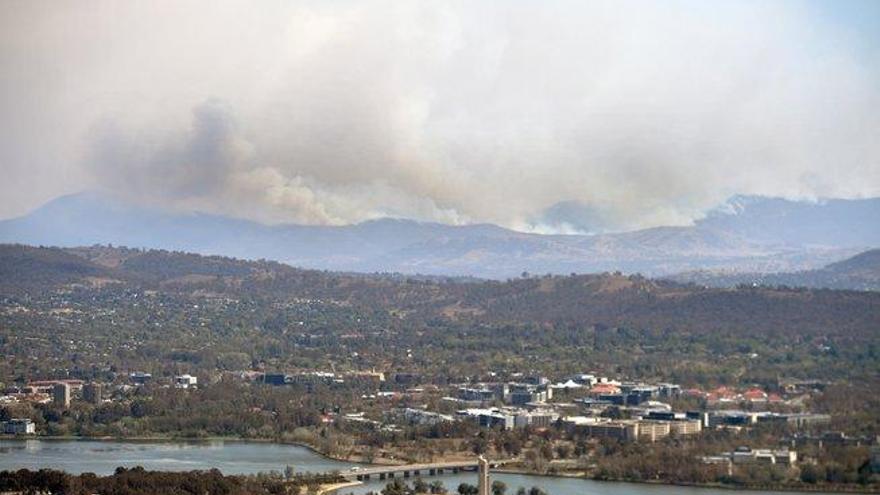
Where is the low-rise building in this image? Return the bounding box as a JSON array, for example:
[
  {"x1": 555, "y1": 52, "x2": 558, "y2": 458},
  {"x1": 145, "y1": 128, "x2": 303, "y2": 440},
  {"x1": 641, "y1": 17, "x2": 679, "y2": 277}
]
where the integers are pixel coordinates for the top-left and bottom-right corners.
[
  {"x1": 727, "y1": 447, "x2": 797, "y2": 465},
  {"x1": 174, "y1": 374, "x2": 198, "y2": 389},
  {"x1": 263, "y1": 373, "x2": 288, "y2": 386},
  {"x1": 129, "y1": 372, "x2": 152, "y2": 385},
  {"x1": 2, "y1": 418, "x2": 35, "y2": 435},
  {"x1": 756, "y1": 412, "x2": 831, "y2": 428},
  {"x1": 708, "y1": 410, "x2": 758, "y2": 427},
  {"x1": 401, "y1": 408, "x2": 454, "y2": 426}
]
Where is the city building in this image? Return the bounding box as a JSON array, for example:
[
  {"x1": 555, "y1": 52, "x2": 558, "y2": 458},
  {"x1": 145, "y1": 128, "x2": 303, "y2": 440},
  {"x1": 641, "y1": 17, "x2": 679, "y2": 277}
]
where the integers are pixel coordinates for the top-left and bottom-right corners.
[
  {"x1": 129, "y1": 372, "x2": 152, "y2": 385},
  {"x1": 588, "y1": 421, "x2": 641, "y2": 441},
  {"x1": 2, "y1": 418, "x2": 35, "y2": 435},
  {"x1": 755, "y1": 412, "x2": 831, "y2": 428},
  {"x1": 263, "y1": 373, "x2": 288, "y2": 386},
  {"x1": 669, "y1": 419, "x2": 703, "y2": 436},
  {"x1": 457, "y1": 408, "x2": 516, "y2": 430},
  {"x1": 727, "y1": 447, "x2": 797, "y2": 465},
  {"x1": 458, "y1": 387, "x2": 496, "y2": 402},
  {"x1": 707, "y1": 410, "x2": 758, "y2": 427},
  {"x1": 401, "y1": 408, "x2": 454, "y2": 426},
  {"x1": 507, "y1": 390, "x2": 548, "y2": 406},
  {"x1": 82, "y1": 383, "x2": 102, "y2": 404},
  {"x1": 637, "y1": 421, "x2": 671, "y2": 442},
  {"x1": 563, "y1": 417, "x2": 640, "y2": 441},
  {"x1": 174, "y1": 374, "x2": 198, "y2": 389},
  {"x1": 52, "y1": 382, "x2": 70, "y2": 408}
]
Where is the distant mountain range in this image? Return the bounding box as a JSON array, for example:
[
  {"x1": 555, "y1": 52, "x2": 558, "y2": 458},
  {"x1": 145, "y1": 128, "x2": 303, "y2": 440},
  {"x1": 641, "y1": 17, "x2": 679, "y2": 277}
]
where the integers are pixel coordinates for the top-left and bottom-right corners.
[
  {"x1": 0, "y1": 192, "x2": 877, "y2": 279},
  {"x1": 668, "y1": 248, "x2": 880, "y2": 291}
]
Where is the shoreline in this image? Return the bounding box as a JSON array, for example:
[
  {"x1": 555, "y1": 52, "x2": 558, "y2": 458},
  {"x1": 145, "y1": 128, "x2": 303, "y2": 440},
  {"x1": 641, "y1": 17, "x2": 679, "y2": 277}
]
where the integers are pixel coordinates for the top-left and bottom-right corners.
[
  {"x1": 494, "y1": 467, "x2": 880, "y2": 494},
  {"x1": 2, "y1": 436, "x2": 876, "y2": 494},
  {"x1": 317, "y1": 481, "x2": 363, "y2": 495}
]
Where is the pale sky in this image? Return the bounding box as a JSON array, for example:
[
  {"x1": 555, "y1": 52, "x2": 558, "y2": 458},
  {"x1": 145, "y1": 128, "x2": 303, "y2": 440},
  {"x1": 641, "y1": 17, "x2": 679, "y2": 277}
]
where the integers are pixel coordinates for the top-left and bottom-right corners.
[{"x1": 1, "y1": 0, "x2": 879, "y2": 233}]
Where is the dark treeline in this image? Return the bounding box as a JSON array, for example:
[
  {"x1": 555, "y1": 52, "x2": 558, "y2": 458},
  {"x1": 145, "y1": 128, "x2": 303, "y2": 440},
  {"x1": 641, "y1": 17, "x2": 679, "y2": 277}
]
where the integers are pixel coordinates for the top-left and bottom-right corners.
[{"x1": 0, "y1": 466, "x2": 342, "y2": 495}]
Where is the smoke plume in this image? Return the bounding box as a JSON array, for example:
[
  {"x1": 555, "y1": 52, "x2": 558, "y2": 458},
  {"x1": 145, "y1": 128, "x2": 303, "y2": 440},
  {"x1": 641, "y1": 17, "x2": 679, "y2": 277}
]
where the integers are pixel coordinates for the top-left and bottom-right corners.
[{"x1": 2, "y1": 0, "x2": 879, "y2": 231}]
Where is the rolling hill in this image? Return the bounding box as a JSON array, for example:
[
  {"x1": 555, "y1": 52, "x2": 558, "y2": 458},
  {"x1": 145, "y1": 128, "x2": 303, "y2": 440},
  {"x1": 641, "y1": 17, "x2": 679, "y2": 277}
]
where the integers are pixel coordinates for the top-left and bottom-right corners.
[{"x1": 2, "y1": 243, "x2": 879, "y2": 340}]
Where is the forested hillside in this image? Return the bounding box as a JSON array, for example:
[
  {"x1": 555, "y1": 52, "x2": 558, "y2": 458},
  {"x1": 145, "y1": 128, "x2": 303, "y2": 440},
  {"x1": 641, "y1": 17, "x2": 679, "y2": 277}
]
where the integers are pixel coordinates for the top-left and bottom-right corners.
[
  {"x1": 2, "y1": 244, "x2": 879, "y2": 343},
  {"x1": 2, "y1": 243, "x2": 879, "y2": 466}
]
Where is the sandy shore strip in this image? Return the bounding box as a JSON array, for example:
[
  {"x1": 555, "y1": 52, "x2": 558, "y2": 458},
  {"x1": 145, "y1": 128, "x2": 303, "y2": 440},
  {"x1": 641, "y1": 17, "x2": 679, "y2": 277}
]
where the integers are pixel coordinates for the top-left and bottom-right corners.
[{"x1": 317, "y1": 481, "x2": 363, "y2": 495}]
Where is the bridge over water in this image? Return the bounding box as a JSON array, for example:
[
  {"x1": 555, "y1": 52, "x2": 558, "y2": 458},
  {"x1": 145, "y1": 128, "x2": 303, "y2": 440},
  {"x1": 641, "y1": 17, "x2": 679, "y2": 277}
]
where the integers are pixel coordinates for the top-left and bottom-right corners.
[{"x1": 339, "y1": 459, "x2": 507, "y2": 481}]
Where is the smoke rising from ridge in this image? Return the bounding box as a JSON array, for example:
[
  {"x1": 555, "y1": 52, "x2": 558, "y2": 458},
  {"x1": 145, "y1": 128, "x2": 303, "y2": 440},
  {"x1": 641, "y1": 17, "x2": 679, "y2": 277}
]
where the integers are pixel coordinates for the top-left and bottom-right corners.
[{"x1": 1, "y1": 1, "x2": 879, "y2": 231}]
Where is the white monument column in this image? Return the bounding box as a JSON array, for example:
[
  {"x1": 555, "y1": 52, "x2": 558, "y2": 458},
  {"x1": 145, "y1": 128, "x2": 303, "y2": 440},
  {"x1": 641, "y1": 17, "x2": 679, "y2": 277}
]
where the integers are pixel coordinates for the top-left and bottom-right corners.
[{"x1": 478, "y1": 456, "x2": 490, "y2": 495}]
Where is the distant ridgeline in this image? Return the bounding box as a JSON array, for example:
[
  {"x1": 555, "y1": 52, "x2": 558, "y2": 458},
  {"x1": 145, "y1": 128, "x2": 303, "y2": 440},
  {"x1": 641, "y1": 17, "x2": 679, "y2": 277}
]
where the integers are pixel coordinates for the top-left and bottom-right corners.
[
  {"x1": 667, "y1": 248, "x2": 880, "y2": 291},
  {"x1": 0, "y1": 192, "x2": 878, "y2": 279}
]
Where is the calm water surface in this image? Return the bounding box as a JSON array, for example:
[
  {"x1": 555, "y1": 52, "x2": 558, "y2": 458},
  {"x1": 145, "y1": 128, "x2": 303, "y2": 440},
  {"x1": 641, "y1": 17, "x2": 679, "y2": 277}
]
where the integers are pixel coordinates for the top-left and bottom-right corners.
[{"x1": 0, "y1": 440, "x2": 829, "y2": 495}]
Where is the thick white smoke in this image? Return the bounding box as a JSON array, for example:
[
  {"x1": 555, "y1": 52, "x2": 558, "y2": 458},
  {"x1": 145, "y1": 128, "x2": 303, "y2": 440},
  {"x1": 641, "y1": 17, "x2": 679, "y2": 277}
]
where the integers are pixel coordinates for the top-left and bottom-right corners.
[{"x1": 1, "y1": 0, "x2": 878, "y2": 231}]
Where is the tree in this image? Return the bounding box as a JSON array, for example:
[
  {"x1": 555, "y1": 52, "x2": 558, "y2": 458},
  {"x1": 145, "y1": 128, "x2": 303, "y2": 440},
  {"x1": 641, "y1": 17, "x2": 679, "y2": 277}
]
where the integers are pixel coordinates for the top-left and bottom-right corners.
[
  {"x1": 457, "y1": 482, "x2": 478, "y2": 495},
  {"x1": 429, "y1": 479, "x2": 446, "y2": 494},
  {"x1": 382, "y1": 478, "x2": 409, "y2": 495},
  {"x1": 491, "y1": 480, "x2": 507, "y2": 495},
  {"x1": 413, "y1": 478, "x2": 428, "y2": 493},
  {"x1": 800, "y1": 464, "x2": 820, "y2": 484},
  {"x1": 284, "y1": 465, "x2": 295, "y2": 480}
]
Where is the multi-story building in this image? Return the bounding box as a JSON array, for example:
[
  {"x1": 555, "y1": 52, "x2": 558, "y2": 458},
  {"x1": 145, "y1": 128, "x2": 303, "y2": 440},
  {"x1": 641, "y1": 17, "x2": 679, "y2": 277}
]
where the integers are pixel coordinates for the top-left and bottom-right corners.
[
  {"x1": 588, "y1": 421, "x2": 641, "y2": 441},
  {"x1": 401, "y1": 408, "x2": 454, "y2": 426},
  {"x1": 708, "y1": 410, "x2": 758, "y2": 427},
  {"x1": 513, "y1": 410, "x2": 558, "y2": 429},
  {"x1": 563, "y1": 417, "x2": 641, "y2": 441},
  {"x1": 669, "y1": 419, "x2": 702, "y2": 436},
  {"x1": 457, "y1": 408, "x2": 517, "y2": 430},
  {"x1": 459, "y1": 387, "x2": 496, "y2": 402},
  {"x1": 637, "y1": 421, "x2": 671, "y2": 442},
  {"x1": 479, "y1": 412, "x2": 514, "y2": 430},
  {"x1": 657, "y1": 383, "x2": 681, "y2": 398},
  {"x1": 82, "y1": 383, "x2": 103, "y2": 404},
  {"x1": 508, "y1": 390, "x2": 548, "y2": 406},
  {"x1": 52, "y1": 383, "x2": 70, "y2": 408}
]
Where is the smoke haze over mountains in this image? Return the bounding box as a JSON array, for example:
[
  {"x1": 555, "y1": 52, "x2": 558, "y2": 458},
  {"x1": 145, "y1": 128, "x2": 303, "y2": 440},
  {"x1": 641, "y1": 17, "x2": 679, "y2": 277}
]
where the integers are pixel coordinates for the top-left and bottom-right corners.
[{"x1": 2, "y1": 1, "x2": 879, "y2": 232}]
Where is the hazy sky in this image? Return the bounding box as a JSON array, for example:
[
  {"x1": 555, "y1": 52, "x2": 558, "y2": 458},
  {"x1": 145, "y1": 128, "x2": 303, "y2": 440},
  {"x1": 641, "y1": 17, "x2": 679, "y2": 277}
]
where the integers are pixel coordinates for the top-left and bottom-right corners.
[{"x1": 1, "y1": 0, "x2": 879, "y2": 233}]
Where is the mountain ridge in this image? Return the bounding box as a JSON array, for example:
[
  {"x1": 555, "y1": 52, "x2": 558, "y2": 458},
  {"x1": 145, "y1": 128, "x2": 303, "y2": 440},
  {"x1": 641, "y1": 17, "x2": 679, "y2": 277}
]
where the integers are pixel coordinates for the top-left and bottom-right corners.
[
  {"x1": 669, "y1": 248, "x2": 880, "y2": 291},
  {"x1": 0, "y1": 191, "x2": 876, "y2": 278}
]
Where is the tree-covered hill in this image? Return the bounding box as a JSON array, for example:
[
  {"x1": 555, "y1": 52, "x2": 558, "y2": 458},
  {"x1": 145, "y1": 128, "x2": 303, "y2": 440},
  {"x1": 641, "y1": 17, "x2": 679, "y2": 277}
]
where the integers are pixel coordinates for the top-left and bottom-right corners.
[{"x1": 2, "y1": 243, "x2": 879, "y2": 343}]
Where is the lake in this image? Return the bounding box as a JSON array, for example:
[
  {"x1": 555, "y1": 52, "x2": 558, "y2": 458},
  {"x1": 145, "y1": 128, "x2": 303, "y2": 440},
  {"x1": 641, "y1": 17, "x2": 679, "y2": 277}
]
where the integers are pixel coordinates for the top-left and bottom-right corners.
[{"x1": 0, "y1": 439, "x2": 828, "y2": 495}]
